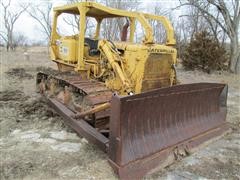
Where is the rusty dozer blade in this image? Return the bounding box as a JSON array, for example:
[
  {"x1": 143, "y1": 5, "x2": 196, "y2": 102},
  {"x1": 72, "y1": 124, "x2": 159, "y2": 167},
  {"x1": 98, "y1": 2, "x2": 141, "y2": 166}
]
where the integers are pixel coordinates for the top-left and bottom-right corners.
[
  {"x1": 108, "y1": 83, "x2": 228, "y2": 179},
  {"x1": 43, "y1": 82, "x2": 228, "y2": 179}
]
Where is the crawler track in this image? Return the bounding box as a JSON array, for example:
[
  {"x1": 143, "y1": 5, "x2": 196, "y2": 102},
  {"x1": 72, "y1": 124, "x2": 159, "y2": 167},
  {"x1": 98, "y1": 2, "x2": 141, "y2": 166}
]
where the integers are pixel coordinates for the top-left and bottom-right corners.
[{"x1": 36, "y1": 70, "x2": 112, "y2": 136}]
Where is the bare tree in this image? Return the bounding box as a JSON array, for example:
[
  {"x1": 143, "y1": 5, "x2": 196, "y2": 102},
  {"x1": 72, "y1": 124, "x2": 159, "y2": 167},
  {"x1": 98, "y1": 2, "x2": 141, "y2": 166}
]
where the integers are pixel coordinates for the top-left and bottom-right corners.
[
  {"x1": 63, "y1": 0, "x2": 96, "y2": 36},
  {"x1": 61, "y1": 0, "x2": 98, "y2": 37},
  {"x1": 62, "y1": 0, "x2": 141, "y2": 40},
  {"x1": 64, "y1": 0, "x2": 82, "y2": 34},
  {"x1": 100, "y1": 0, "x2": 141, "y2": 40},
  {"x1": 178, "y1": 0, "x2": 240, "y2": 73},
  {"x1": 13, "y1": 32, "x2": 29, "y2": 47},
  {"x1": 174, "y1": 18, "x2": 189, "y2": 59},
  {"x1": 148, "y1": 4, "x2": 163, "y2": 43},
  {"x1": 0, "y1": 0, "x2": 28, "y2": 51},
  {"x1": 62, "y1": 14, "x2": 80, "y2": 34},
  {"x1": 173, "y1": 6, "x2": 210, "y2": 59},
  {"x1": 148, "y1": 2, "x2": 175, "y2": 44},
  {"x1": 27, "y1": 2, "x2": 52, "y2": 40}
]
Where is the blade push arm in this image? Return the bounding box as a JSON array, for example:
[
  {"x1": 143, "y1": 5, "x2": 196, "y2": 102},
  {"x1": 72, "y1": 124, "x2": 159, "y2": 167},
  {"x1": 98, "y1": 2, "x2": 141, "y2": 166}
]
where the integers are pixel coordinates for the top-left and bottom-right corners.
[{"x1": 98, "y1": 40, "x2": 133, "y2": 94}]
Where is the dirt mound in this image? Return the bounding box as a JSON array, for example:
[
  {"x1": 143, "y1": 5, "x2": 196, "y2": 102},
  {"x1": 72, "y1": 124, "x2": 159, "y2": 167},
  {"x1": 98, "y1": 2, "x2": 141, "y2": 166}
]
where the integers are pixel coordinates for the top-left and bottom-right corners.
[
  {"x1": 0, "y1": 89, "x2": 58, "y2": 120},
  {"x1": 19, "y1": 97, "x2": 59, "y2": 118},
  {"x1": 36, "y1": 66, "x2": 58, "y2": 74},
  {"x1": 0, "y1": 90, "x2": 29, "y2": 101},
  {"x1": 6, "y1": 68, "x2": 33, "y2": 79},
  {"x1": 1, "y1": 160, "x2": 35, "y2": 180}
]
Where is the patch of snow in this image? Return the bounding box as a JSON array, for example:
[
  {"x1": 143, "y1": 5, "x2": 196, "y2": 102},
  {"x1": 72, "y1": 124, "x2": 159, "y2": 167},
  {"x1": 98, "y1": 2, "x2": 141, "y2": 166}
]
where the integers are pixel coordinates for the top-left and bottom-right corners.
[
  {"x1": 34, "y1": 138, "x2": 57, "y2": 144},
  {"x1": 227, "y1": 100, "x2": 236, "y2": 106},
  {"x1": 167, "y1": 171, "x2": 207, "y2": 180},
  {"x1": 81, "y1": 138, "x2": 88, "y2": 144},
  {"x1": 66, "y1": 133, "x2": 80, "y2": 140},
  {"x1": 20, "y1": 133, "x2": 41, "y2": 141},
  {"x1": 50, "y1": 131, "x2": 80, "y2": 141},
  {"x1": 183, "y1": 156, "x2": 200, "y2": 166},
  {"x1": 0, "y1": 139, "x2": 4, "y2": 146},
  {"x1": 11, "y1": 129, "x2": 21, "y2": 135},
  {"x1": 228, "y1": 91, "x2": 240, "y2": 98},
  {"x1": 50, "y1": 131, "x2": 67, "y2": 140},
  {"x1": 50, "y1": 142, "x2": 81, "y2": 153}
]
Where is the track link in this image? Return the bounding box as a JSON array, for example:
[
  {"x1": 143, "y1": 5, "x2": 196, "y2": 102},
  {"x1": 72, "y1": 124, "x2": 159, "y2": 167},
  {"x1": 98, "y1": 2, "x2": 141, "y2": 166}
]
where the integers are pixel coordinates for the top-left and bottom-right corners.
[{"x1": 36, "y1": 70, "x2": 112, "y2": 131}]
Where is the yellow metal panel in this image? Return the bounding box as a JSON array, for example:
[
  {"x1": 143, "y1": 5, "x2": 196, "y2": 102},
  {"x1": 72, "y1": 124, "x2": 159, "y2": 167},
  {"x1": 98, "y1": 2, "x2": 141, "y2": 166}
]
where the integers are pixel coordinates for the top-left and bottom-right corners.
[{"x1": 57, "y1": 39, "x2": 77, "y2": 62}]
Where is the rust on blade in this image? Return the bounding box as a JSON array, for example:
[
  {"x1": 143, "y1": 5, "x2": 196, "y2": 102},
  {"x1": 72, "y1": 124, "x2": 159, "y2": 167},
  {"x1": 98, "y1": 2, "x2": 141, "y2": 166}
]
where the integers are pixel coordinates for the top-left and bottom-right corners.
[{"x1": 109, "y1": 83, "x2": 228, "y2": 179}]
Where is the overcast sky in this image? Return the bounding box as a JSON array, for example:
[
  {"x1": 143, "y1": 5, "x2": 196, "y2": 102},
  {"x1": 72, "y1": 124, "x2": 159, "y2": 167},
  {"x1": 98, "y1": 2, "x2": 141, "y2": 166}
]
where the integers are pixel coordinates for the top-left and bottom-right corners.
[{"x1": 0, "y1": 0, "x2": 181, "y2": 44}]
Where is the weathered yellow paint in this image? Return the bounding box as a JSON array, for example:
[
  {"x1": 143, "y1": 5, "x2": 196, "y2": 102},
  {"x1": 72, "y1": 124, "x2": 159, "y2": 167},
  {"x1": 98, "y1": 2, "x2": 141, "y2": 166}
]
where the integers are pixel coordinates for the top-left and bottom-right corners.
[
  {"x1": 143, "y1": 13, "x2": 176, "y2": 45},
  {"x1": 94, "y1": 18, "x2": 102, "y2": 39},
  {"x1": 77, "y1": 5, "x2": 89, "y2": 71},
  {"x1": 57, "y1": 38, "x2": 77, "y2": 62},
  {"x1": 50, "y1": 2, "x2": 177, "y2": 95},
  {"x1": 129, "y1": 17, "x2": 136, "y2": 43}
]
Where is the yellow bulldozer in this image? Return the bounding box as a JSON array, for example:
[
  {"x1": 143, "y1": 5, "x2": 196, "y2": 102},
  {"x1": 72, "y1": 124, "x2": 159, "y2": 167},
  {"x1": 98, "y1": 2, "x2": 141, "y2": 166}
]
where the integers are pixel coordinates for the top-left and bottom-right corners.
[{"x1": 37, "y1": 2, "x2": 228, "y2": 179}]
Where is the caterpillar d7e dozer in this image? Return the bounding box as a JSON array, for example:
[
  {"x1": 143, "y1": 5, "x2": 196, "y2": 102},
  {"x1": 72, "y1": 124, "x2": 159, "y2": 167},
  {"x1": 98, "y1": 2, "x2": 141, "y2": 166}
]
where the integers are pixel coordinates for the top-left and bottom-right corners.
[{"x1": 37, "y1": 2, "x2": 228, "y2": 179}]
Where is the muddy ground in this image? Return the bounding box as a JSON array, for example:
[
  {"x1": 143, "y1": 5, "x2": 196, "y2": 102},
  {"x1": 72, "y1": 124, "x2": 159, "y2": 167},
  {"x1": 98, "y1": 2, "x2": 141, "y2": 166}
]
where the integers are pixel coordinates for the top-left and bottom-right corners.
[{"x1": 0, "y1": 47, "x2": 239, "y2": 179}]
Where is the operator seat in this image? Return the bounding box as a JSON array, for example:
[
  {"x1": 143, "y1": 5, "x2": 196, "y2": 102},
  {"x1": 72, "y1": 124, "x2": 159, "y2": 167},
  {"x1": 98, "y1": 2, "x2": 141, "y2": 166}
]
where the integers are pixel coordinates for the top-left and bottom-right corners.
[{"x1": 84, "y1": 38, "x2": 100, "y2": 56}]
